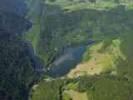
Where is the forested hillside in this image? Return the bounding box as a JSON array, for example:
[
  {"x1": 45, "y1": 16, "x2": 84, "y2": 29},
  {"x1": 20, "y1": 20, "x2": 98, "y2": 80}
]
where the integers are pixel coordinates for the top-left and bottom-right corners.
[
  {"x1": 0, "y1": 0, "x2": 38, "y2": 100},
  {"x1": 27, "y1": 0, "x2": 133, "y2": 100},
  {"x1": 0, "y1": 0, "x2": 133, "y2": 100}
]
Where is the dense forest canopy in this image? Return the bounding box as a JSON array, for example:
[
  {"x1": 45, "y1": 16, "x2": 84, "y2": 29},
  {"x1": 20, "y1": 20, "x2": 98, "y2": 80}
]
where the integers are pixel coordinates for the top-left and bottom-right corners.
[
  {"x1": 0, "y1": 0, "x2": 133, "y2": 100},
  {"x1": 0, "y1": 0, "x2": 38, "y2": 100}
]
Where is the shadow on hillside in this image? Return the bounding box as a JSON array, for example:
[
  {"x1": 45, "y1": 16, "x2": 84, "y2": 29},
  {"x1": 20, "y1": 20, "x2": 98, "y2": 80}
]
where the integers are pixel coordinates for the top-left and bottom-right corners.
[{"x1": 39, "y1": 3, "x2": 133, "y2": 76}]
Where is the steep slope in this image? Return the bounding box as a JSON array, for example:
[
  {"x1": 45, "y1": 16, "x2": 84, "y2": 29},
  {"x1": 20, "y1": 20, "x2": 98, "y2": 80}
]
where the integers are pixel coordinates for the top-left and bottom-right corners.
[
  {"x1": 25, "y1": 0, "x2": 133, "y2": 76},
  {"x1": 29, "y1": 0, "x2": 133, "y2": 100},
  {"x1": 0, "y1": 0, "x2": 38, "y2": 100},
  {"x1": 25, "y1": 0, "x2": 93, "y2": 67}
]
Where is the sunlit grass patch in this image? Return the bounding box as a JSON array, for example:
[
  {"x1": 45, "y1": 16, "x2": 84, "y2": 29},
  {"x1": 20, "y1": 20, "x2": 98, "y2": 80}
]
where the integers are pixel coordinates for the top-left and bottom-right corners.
[
  {"x1": 45, "y1": 0, "x2": 133, "y2": 12},
  {"x1": 64, "y1": 2, "x2": 118, "y2": 12},
  {"x1": 63, "y1": 90, "x2": 88, "y2": 100},
  {"x1": 67, "y1": 39, "x2": 126, "y2": 78},
  {"x1": 65, "y1": 82, "x2": 79, "y2": 90}
]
